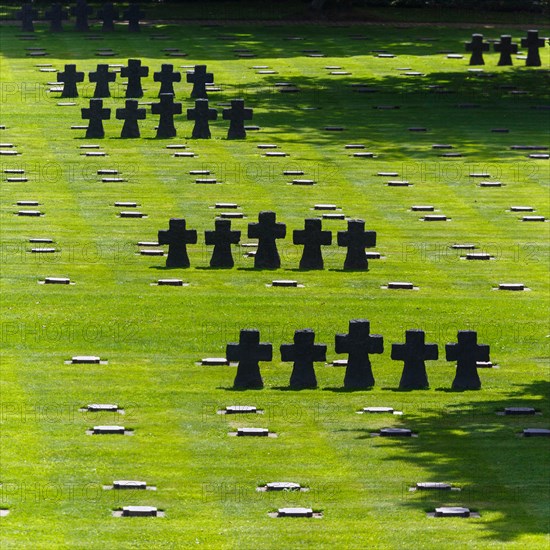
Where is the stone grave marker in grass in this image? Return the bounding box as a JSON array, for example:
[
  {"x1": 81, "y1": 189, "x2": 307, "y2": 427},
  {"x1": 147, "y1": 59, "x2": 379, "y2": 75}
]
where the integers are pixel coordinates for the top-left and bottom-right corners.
[
  {"x1": 158, "y1": 218, "x2": 197, "y2": 268},
  {"x1": 223, "y1": 99, "x2": 253, "y2": 140},
  {"x1": 82, "y1": 99, "x2": 111, "y2": 139},
  {"x1": 272, "y1": 508, "x2": 319, "y2": 518},
  {"x1": 69, "y1": 355, "x2": 105, "y2": 364},
  {"x1": 248, "y1": 211, "x2": 286, "y2": 269},
  {"x1": 89, "y1": 64, "x2": 117, "y2": 98},
  {"x1": 187, "y1": 99, "x2": 217, "y2": 139},
  {"x1": 335, "y1": 319, "x2": 383, "y2": 389},
  {"x1": 446, "y1": 331, "x2": 490, "y2": 390},
  {"x1": 258, "y1": 482, "x2": 304, "y2": 492},
  {"x1": 152, "y1": 94, "x2": 182, "y2": 139},
  {"x1": 187, "y1": 65, "x2": 214, "y2": 99},
  {"x1": 45, "y1": 3, "x2": 68, "y2": 32},
  {"x1": 121, "y1": 59, "x2": 149, "y2": 98},
  {"x1": 154, "y1": 64, "x2": 181, "y2": 97},
  {"x1": 281, "y1": 329, "x2": 327, "y2": 389},
  {"x1": 521, "y1": 215, "x2": 547, "y2": 222},
  {"x1": 111, "y1": 480, "x2": 151, "y2": 490},
  {"x1": 98, "y1": 2, "x2": 119, "y2": 32},
  {"x1": 337, "y1": 219, "x2": 376, "y2": 271},
  {"x1": 204, "y1": 218, "x2": 240, "y2": 268},
  {"x1": 124, "y1": 3, "x2": 145, "y2": 32},
  {"x1": 115, "y1": 506, "x2": 164, "y2": 517},
  {"x1": 429, "y1": 507, "x2": 479, "y2": 518},
  {"x1": 155, "y1": 278, "x2": 186, "y2": 287},
  {"x1": 293, "y1": 218, "x2": 332, "y2": 270},
  {"x1": 523, "y1": 428, "x2": 550, "y2": 437},
  {"x1": 234, "y1": 428, "x2": 274, "y2": 437},
  {"x1": 391, "y1": 329, "x2": 438, "y2": 390},
  {"x1": 497, "y1": 283, "x2": 527, "y2": 291},
  {"x1": 72, "y1": 0, "x2": 92, "y2": 32},
  {"x1": 18, "y1": 3, "x2": 37, "y2": 32},
  {"x1": 226, "y1": 329, "x2": 272, "y2": 389},
  {"x1": 116, "y1": 100, "x2": 146, "y2": 138},
  {"x1": 510, "y1": 206, "x2": 534, "y2": 212},
  {"x1": 88, "y1": 425, "x2": 132, "y2": 435},
  {"x1": 521, "y1": 30, "x2": 544, "y2": 66},
  {"x1": 58, "y1": 65, "x2": 84, "y2": 98},
  {"x1": 377, "y1": 428, "x2": 414, "y2": 437},
  {"x1": 499, "y1": 407, "x2": 538, "y2": 416},
  {"x1": 494, "y1": 35, "x2": 518, "y2": 66}
]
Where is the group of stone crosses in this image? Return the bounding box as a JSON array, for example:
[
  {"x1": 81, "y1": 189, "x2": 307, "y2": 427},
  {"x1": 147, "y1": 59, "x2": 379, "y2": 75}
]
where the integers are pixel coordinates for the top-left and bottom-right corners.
[
  {"x1": 224, "y1": 325, "x2": 489, "y2": 391},
  {"x1": 466, "y1": 30, "x2": 547, "y2": 66},
  {"x1": 158, "y1": 213, "x2": 376, "y2": 271},
  {"x1": 19, "y1": 2, "x2": 144, "y2": 33},
  {"x1": 61, "y1": 62, "x2": 251, "y2": 139}
]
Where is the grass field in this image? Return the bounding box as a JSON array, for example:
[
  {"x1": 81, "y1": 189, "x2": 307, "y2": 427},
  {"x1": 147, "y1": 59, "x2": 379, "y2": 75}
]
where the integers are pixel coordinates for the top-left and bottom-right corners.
[{"x1": 0, "y1": 18, "x2": 549, "y2": 550}]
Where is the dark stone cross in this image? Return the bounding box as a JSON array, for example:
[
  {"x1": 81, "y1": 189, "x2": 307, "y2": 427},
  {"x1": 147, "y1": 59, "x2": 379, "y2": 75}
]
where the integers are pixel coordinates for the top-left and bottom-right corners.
[
  {"x1": 116, "y1": 99, "x2": 146, "y2": 138},
  {"x1": 98, "y1": 2, "x2": 119, "y2": 32},
  {"x1": 187, "y1": 99, "x2": 217, "y2": 139},
  {"x1": 58, "y1": 64, "x2": 85, "y2": 98},
  {"x1": 521, "y1": 30, "x2": 545, "y2": 67},
  {"x1": 226, "y1": 329, "x2": 272, "y2": 389},
  {"x1": 223, "y1": 99, "x2": 253, "y2": 139},
  {"x1": 158, "y1": 218, "x2": 198, "y2": 268},
  {"x1": 81, "y1": 99, "x2": 111, "y2": 139},
  {"x1": 152, "y1": 93, "x2": 182, "y2": 139},
  {"x1": 71, "y1": 0, "x2": 92, "y2": 32},
  {"x1": 337, "y1": 219, "x2": 376, "y2": 271},
  {"x1": 293, "y1": 218, "x2": 332, "y2": 270},
  {"x1": 18, "y1": 4, "x2": 37, "y2": 32},
  {"x1": 494, "y1": 35, "x2": 518, "y2": 66},
  {"x1": 446, "y1": 330, "x2": 490, "y2": 390},
  {"x1": 335, "y1": 319, "x2": 383, "y2": 389},
  {"x1": 121, "y1": 59, "x2": 149, "y2": 98},
  {"x1": 391, "y1": 329, "x2": 438, "y2": 390},
  {"x1": 204, "y1": 219, "x2": 241, "y2": 268},
  {"x1": 89, "y1": 64, "x2": 117, "y2": 98},
  {"x1": 247, "y1": 211, "x2": 286, "y2": 269},
  {"x1": 124, "y1": 3, "x2": 144, "y2": 33},
  {"x1": 465, "y1": 34, "x2": 490, "y2": 65},
  {"x1": 187, "y1": 65, "x2": 214, "y2": 99},
  {"x1": 45, "y1": 3, "x2": 68, "y2": 32},
  {"x1": 281, "y1": 329, "x2": 326, "y2": 389},
  {"x1": 153, "y1": 64, "x2": 182, "y2": 97}
]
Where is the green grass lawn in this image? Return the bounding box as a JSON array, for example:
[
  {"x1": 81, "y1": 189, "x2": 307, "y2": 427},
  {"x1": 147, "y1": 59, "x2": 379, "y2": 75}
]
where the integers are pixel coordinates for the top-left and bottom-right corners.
[{"x1": 0, "y1": 20, "x2": 549, "y2": 549}]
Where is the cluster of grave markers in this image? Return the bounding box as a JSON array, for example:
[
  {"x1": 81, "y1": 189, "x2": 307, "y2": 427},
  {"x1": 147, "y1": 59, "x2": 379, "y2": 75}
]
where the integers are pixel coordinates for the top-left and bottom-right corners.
[{"x1": 19, "y1": 1, "x2": 144, "y2": 33}]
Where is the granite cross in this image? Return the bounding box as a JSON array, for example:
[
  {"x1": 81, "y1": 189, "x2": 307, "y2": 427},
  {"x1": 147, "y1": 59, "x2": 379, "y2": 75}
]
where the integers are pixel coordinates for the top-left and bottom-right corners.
[
  {"x1": 89, "y1": 64, "x2": 117, "y2": 98},
  {"x1": 153, "y1": 64, "x2": 181, "y2": 97},
  {"x1": 226, "y1": 329, "x2": 272, "y2": 389},
  {"x1": 58, "y1": 64, "x2": 85, "y2": 98},
  {"x1": 281, "y1": 329, "x2": 326, "y2": 389},
  {"x1": 124, "y1": 3, "x2": 144, "y2": 33},
  {"x1": 494, "y1": 35, "x2": 518, "y2": 66},
  {"x1": 121, "y1": 59, "x2": 149, "y2": 98},
  {"x1": 187, "y1": 65, "x2": 214, "y2": 99},
  {"x1": 82, "y1": 99, "x2": 111, "y2": 139},
  {"x1": 521, "y1": 30, "x2": 545, "y2": 67},
  {"x1": 98, "y1": 2, "x2": 119, "y2": 32},
  {"x1": 337, "y1": 219, "x2": 376, "y2": 270},
  {"x1": 204, "y1": 218, "x2": 241, "y2": 268},
  {"x1": 116, "y1": 99, "x2": 146, "y2": 138},
  {"x1": 465, "y1": 34, "x2": 489, "y2": 65},
  {"x1": 187, "y1": 99, "x2": 217, "y2": 139},
  {"x1": 446, "y1": 330, "x2": 490, "y2": 390},
  {"x1": 18, "y1": 4, "x2": 37, "y2": 32},
  {"x1": 45, "y1": 3, "x2": 68, "y2": 32},
  {"x1": 72, "y1": 0, "x2": 92, "y2": 32},
  {"x1": 293, "y1": 218, "x2": 332, "y2": 270},
  {"x1": 248, "y1": 211, "x2": 286, "y2": 269},
  {"x1": 223, "y1": 99, "x2": 253, "y2": 139},
  {"x1": 152, "y1": 93, "x2": 182, "y2": 138},
  {"x1": 158, "y1": 218, "x2": 198, "y2": 268}
]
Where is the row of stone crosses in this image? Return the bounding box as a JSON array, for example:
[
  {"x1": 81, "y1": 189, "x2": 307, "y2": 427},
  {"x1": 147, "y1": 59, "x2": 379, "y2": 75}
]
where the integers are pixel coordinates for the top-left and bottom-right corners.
[
  {"x1": 225, "y1": 325, "x2": 490, "y2": 391},
  {"x1": 159, "y1": 214, "x2": 376, "y2": 271},
  {"x1": 19, "y1": 2, "x2": 144, "y2": 33}
]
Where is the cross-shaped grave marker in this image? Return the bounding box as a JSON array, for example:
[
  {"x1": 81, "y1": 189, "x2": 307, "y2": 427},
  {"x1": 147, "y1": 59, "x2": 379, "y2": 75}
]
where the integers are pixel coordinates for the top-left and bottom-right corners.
[
  {"x1": 226, "y1": 329, "x2": 272, "y2": 389},
  {"x1": 335, "y1": 319, "x2": 383, "y2": 389},
  {"x1": 45, "y1": 3, "x2": 68, "y2": 32},
  {"x1": 116, "y1": 99, "x2": 146, "y2": 138},
  {"x1": 248, "y1": 211, "x2": 286, "y2": 269},
  {"x1": 89, "y1": 64, "x2": 117, "y2": 98},
  {"x1": 391, "y1": 329, "x2": 438, "y2": 390},
  {"x1": 18, "y1": 3, "x2": 37, "y2": 32},
  {"x1": 58, "y1": 64, "x2": 85, "y2": 98},
  {"x1": 121, "y1": 59, "x2": 149, "y2": 98},
  {"x1": 281, "y1": 329, "x2": 326, "y2": 389},
  {"x1": 124, "y1": 3, "x2": 144, "y2": 32},
  {"x1": 293, "y1": 218, "x2": 332, "y2": 270},
  {"x1": 446, "y1": 330, "x2": 490, "y2": 390},
  {"x1": 158, "y1": 218, "x2": 197, "y2": 268},
  {"x1": 82, "y1": 98, "x2": 111, "y2": 138},
  {"x1": 187, "y1": 65, "x2": 214, "y2": 99},
  {"x1": 521, "y1": 30, "x2": 545, "y2": 67},
  {"x1": 187, "y1": 99, "x2": 217, "y2": 139},
  {"x1": 494, "y1": 35, "x2": 518, "y2": 66},
  {"x1": 72, "y1": 0, "x2": 92, "y2": 32},
  {"x1": 465, "y1": 34, "x2": 490, "y2": 65},
  {"x1": 98, "y1": 2, "x2": 119, "y2": 32},
  {"x1": 205, "y1": 218, "x2": 241, "y2": 268},
  {"x1": 152, "y1": 93, "x2": 182, "y2": 138},
  {"x1": 337, "y1": 219, "x2": 376, "y2": 270},
  {"x1": 154, "y1": 64, "x2": 181, "y2": 97},
  {"x1": 223, "y1": 99, "x2": 253, "y2": 139}
]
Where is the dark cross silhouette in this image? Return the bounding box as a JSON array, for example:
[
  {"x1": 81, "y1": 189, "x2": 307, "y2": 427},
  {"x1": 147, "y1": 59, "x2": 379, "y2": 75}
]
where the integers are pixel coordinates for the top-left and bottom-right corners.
[
  {"x1": 293, "y1": 218, "x2": 332, "y2": 270},
  {"x1": 45, "y1": 3, "x2": 68, "y2": 32},
  {"x1": 281, "y1": 329, "x2": 326, "y2": 389},
  {"x1": 391, "y1": 329, "x2": 438, "y2": 390},
  {"x1": 335, "y1": 319, "x2": 383, "y2": 389},
  {"x1": 153, "y1": 64, "x2": 181, "y2": 97},
  {"x1": 187, "y1": 99, "x2": 217, "y2": 139},
  {"x1": 187, "y1": 65, "x2": 214, "y2": 99},
  {"x1": 204, "y1": 219, "x2": 241, "y2": 268},
  {"x1": 223, "y1": 99, "x2": 253, "y2": 139},
  {"x1": 521, "y1": 30, "x2": 545, "y2": 67},
  {"x1": 494, "y1": 35, "x2": 518, "y2": 66},
  {"x1": 152, "y1": 93, "x2": 182, "y2": 138},
  {"x1": 121, "y1": 59, "x2": 149, "y2": 98},
  {"x1": 226, "y1": 329, "x2": 272, "y2": 389},
  {"x1": 58, "y1": 64, "x2": 84, "y2": 98},
  {"x1": 124, "y1": 3, "x2": 144, "y2": 33},
  {"x1": 247, "y1": 211, "x2": 286, "y2": 269},
  {"x1": 89, "y1": 64, "x2": 117, "y2": 98},
  {"x1": 81, "y1": 99, "x2": 111, "y2": 139},
  {"x1": 71, "y1": 0, "x2": 92, "y2": 32},
  {"x1": 98, "y1": 2, "x2": 119, "y2": 32},
  {"x1": 158, "y1": 218, "x2": 198, "y2": 268},
  {"x1": 18, "y1": 4, "x2": 37, "y2": 32},
  {"x1": 116, "y1": 99, "x2": 146, "y2": 138},
  {"x1": 446, "y1": 330, "x2": 490, "y2": 390},
  {"x1": 465, "y1": 34, "x2": 490, "y2": 65},
  {"x1": 337, "y1": 219, "x2": 376, "y2": 271}
]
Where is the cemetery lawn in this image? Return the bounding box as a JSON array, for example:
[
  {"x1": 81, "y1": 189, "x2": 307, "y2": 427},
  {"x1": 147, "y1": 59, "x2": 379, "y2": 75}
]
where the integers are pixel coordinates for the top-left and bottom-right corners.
[{"x1": 0, "y1": 21, "x2": 549, "y2": 550}]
